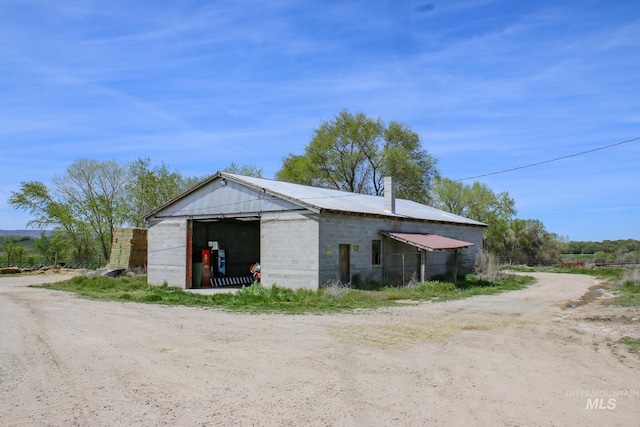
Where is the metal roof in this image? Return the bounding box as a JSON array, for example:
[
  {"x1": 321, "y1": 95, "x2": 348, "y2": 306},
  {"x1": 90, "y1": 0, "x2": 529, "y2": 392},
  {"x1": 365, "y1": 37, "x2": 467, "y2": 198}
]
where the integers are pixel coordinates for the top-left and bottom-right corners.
[
  {"x1": 222, "y1": 173, "x2": 485, "y2": 227},
  {"x1": 382, "y1": 232, "x2": 474, "y2": 251}
]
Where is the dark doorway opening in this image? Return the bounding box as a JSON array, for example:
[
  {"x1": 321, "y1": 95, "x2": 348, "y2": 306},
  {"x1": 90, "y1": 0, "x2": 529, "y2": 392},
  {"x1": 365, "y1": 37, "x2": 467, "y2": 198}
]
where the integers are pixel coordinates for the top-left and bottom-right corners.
[
  {"x1": 339, "y1": 244, "x2": 350, "y2": 284},
  {"x1": 188, "y1": 219, "x2": 260, "y2": 288}
]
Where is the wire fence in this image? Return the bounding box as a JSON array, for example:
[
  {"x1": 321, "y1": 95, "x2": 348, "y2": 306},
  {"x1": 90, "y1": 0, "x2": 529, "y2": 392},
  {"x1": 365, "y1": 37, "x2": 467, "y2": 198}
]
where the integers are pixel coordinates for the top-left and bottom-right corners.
[
  {"x1": 594, "y1": 260, "x2": 640, "y2": 268},
  {"x1": 498, "y1": 258, "x2": 558, "y2": 267},
  {"x1": 2, "y1": 257, "x2": 106, "y2": 270},
  {"x1": 500, "y1": 258, "x2": 640, "y2": 268},
  {"x1": 382, "y1": 252, "x2": 465, "y2": 285}
]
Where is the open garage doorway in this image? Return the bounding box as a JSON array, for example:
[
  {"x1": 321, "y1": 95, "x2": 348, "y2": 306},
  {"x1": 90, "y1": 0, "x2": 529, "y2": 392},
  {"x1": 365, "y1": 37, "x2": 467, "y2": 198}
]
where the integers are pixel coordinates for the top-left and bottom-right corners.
[{"x1": 187, "y1": 218, "x2": 260, "y2": 288}]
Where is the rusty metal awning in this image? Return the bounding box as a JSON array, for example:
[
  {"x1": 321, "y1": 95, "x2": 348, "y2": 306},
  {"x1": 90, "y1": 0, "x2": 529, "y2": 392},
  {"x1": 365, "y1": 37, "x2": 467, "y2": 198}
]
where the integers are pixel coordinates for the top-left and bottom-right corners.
[{"x1": 381, "y1": 232, "x2": 474, "y2": 252}]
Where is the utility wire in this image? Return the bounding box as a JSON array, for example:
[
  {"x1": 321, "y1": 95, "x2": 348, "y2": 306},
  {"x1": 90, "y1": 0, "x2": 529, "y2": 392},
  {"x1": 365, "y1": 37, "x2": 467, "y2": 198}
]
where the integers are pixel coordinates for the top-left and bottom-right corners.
[{"x1": 455, "y1": 135, "x2": 640, "y2": 182}]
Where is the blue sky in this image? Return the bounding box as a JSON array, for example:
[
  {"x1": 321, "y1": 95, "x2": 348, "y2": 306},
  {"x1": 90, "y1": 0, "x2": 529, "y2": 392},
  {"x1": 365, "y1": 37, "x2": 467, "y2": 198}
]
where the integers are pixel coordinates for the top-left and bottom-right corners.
[{"x1": 1, "y1": 0, "x2": 639, "y2": 241}]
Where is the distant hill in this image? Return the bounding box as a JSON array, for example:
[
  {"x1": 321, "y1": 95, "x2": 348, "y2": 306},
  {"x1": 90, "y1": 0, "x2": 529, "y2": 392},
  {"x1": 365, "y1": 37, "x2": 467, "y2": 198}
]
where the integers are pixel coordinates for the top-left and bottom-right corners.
[{"x1": 0, "y1": 230, "x2": 52, "y2": 238}]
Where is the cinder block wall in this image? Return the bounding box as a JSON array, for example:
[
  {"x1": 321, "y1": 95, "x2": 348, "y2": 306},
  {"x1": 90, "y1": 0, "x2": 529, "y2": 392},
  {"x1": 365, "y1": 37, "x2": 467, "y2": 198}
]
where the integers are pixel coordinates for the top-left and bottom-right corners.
[
  {"x1": 318, "y1": 215, "x2": 386, "y2": 286},
  {"x1": 147, "y1": 219, "x2": 187, "y2": 287},
  {"x1": 318, "y1": 213, "x2": 484, "y2": 286},
  {"x1": 146, "y1": 212, "x2": 483, "y2": 290},
  {"x1": 260, "y1": 212, "x2": 320, "y2": 290},
  {"x1": 108, "y1": 228, "x2": 148, "y2": 270}
]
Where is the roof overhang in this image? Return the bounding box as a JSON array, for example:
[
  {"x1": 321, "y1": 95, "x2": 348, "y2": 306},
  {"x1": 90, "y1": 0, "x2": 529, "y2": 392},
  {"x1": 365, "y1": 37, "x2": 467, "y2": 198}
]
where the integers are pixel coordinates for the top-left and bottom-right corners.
[{"x1": 381, "y1": 231, "x2": 474, "y2": 252}]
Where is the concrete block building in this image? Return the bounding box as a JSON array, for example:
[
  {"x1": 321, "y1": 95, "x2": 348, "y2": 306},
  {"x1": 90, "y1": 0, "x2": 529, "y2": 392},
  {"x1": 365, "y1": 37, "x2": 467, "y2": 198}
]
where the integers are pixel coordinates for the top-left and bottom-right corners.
[{"x1": 145, "y1": 172, "x2": 486, "y2": 290}]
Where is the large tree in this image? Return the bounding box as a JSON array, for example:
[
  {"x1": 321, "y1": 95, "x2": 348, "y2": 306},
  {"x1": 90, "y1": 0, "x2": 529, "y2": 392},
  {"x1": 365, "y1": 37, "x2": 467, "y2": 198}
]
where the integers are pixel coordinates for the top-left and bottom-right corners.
[
  {"x1": 2, "y1": 237, "x2": 25, "y2": 267},
  {"x1": 125, "y1": 158, "x2": 199, "y2": 227},
  {"x1": 432, "y1": 178, "x2": 516, "y2": 253},
  {"x1": 502, "y1": 219, "x2": 563, "y2": 264},
  {"x1": 9, "y1": 157, "x2": 199, "y2": 263},
  {"x1": 10, "y1": 159, "x2": 129, "y2": 262},
  {"x1": 276, "y1": 110, "x2": 439, "y2": 204},
  {"x1": 34, "y1": 230, "x2": 72, "y2": 266},
  {"x1": 223, "y1": 162, "x2": 263, "y2": 178},
  {"x1": 432, "y1": 178, "x2": 563, "y2": 262}
]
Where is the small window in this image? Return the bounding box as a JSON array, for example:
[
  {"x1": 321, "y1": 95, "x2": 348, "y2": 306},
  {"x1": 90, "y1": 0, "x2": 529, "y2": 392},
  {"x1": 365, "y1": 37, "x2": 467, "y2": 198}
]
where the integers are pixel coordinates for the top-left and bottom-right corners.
[{"x1": 372, "y1": 240, "x2": 381, "y2": 266}]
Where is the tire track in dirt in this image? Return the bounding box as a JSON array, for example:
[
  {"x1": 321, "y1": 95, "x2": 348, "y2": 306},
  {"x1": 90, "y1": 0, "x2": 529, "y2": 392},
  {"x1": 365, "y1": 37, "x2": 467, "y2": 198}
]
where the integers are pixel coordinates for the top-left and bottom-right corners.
[
  {"x1": 1, "y1": 272, "x2": 638, "y2": 426},
  {"x1": 0, "y1": 290, "x2": 98, "y2": 426}
]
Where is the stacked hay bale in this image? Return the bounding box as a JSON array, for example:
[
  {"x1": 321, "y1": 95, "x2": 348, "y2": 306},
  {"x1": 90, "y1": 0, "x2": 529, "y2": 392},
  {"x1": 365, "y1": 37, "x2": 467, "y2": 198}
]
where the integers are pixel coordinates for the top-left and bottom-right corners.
[{"x1": 107, "y1": 228, "x2": 148, "y2": 271}]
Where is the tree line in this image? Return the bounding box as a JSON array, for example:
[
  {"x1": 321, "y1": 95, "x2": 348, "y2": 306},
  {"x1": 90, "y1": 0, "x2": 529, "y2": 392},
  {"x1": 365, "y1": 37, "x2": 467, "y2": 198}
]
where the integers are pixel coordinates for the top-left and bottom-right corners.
[
  {"x1": 9, "y1": 158, "x2": 203, "y2": 265},
  {"x1": 276, "y1": 110, "x2": 563, "y2": 265},
  {"x1": 9, "y1": 110, "x2": 563, "y2": 266},
  {"x1": 564, "y1": 239, "x2": 640, "y2": 263}
]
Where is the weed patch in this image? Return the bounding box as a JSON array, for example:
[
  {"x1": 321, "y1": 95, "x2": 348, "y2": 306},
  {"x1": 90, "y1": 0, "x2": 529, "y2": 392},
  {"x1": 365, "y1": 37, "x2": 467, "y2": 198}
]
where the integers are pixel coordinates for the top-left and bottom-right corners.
[
  {"x1": 610, "y1": 282, "x2": 640, "y2": 306},
  {"x1": 608, "y1": 266, "x2": 640, "y2": 306},
  {"x1": 32, "y1": 273, "x2": 534, "y2": 314},
  {"x1": 620, "y1": 336, "x2": 640, "y2": 356}
]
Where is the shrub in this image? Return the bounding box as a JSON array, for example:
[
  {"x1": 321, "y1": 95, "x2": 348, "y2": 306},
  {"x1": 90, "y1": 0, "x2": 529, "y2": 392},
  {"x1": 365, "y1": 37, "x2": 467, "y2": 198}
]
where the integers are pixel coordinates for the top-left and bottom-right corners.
[
  {"x1": 622, "y1": 266, "x2": 640, "y2": 286},
  {"x1": 474, "y1": 250, "x2": 502, "y2": 281},
  {"x1": 233, "y1": 283, "x2": 272, "y2": 302},
  {"x1": 322, "y1": 280, "x2": 349, "y2": 298},
  {"x1": 414, "y1": 281, "x2": 457, "y2": 293}
]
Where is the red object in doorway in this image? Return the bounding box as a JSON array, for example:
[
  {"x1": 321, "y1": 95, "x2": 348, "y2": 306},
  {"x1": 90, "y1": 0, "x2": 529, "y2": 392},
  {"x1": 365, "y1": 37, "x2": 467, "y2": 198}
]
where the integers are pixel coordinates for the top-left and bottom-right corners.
[{"x1": 201, "y1": 249, "x2": 211, "y2": 287}]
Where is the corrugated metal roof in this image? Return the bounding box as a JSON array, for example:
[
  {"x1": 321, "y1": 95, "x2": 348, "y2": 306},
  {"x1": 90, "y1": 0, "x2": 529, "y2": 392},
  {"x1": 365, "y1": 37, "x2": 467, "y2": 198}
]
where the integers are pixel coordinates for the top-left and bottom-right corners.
[
  {"x1": 223, "y1": 173, "x2": 485, "y2": 227},
  {"x1": 382, "y1": 231, "x2": 474, "y2": 251}
]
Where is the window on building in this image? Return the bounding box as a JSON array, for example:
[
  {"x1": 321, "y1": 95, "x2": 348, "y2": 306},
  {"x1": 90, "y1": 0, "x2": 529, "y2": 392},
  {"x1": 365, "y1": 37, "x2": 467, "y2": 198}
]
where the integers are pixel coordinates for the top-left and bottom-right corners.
[{"x1": 372, "y1": 240, "x2": 381, "y2": 266}]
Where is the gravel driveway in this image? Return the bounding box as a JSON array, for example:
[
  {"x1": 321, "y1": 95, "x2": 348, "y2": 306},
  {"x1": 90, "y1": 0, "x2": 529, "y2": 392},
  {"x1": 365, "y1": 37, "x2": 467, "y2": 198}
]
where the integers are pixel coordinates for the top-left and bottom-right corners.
[{"x1": 1, "y1": 271, "x2": 639, "y2": 426}]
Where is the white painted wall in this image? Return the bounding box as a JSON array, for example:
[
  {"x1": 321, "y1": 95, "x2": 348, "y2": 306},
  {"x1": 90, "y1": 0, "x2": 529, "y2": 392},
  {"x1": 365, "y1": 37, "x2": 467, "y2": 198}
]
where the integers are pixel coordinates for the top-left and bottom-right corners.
[{"x1": 147, "y1": 218, "x2": 188, "y2": 287}]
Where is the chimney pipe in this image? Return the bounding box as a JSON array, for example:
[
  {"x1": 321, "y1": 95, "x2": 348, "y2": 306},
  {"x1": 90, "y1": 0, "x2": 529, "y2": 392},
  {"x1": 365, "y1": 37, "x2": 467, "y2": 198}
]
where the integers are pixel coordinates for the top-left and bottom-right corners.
[{"x1": 384, "y1": 176, "x2": 396, "y2": 214}]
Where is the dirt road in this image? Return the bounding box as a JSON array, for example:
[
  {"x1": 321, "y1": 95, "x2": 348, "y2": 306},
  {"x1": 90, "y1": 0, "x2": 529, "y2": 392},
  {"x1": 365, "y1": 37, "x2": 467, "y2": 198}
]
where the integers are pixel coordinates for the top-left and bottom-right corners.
[{"x1": 1, "y1": 272, "x2": 639, "y2": 426}]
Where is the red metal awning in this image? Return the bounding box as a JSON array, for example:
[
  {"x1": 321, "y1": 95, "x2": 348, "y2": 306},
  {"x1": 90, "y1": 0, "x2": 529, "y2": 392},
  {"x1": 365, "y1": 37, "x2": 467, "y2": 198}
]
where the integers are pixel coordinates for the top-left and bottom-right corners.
[{"x1": 382, "y1": 232, "x2": 474, "y2": 251}]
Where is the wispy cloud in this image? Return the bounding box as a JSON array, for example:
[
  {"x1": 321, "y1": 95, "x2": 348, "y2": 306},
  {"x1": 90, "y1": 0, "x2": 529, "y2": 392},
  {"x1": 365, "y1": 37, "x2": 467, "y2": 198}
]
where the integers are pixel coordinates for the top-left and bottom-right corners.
[{"x1": 0, "y1": 0, "x2": 639, "y2": 239}]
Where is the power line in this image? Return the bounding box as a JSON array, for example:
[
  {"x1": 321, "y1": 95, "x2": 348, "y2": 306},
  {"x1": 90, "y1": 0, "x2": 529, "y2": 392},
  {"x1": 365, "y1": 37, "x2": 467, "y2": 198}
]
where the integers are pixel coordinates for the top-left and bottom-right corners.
[{"x1": 455, "y1": 135, "x2": 640, "y2": 182}]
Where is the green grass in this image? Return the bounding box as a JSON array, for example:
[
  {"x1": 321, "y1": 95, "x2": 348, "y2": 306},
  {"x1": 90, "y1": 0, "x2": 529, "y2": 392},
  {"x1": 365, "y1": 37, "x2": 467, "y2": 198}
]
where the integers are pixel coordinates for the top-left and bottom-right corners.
[
  {"x1": 620, "y1": 336, "x2": 640, "y2": 355},
  {"x1": 611, "y1": 281, "x2": 640, "y2": 306},
  {"x1": 32, "y1": 273, "x2": 534, "y2": 314}
]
